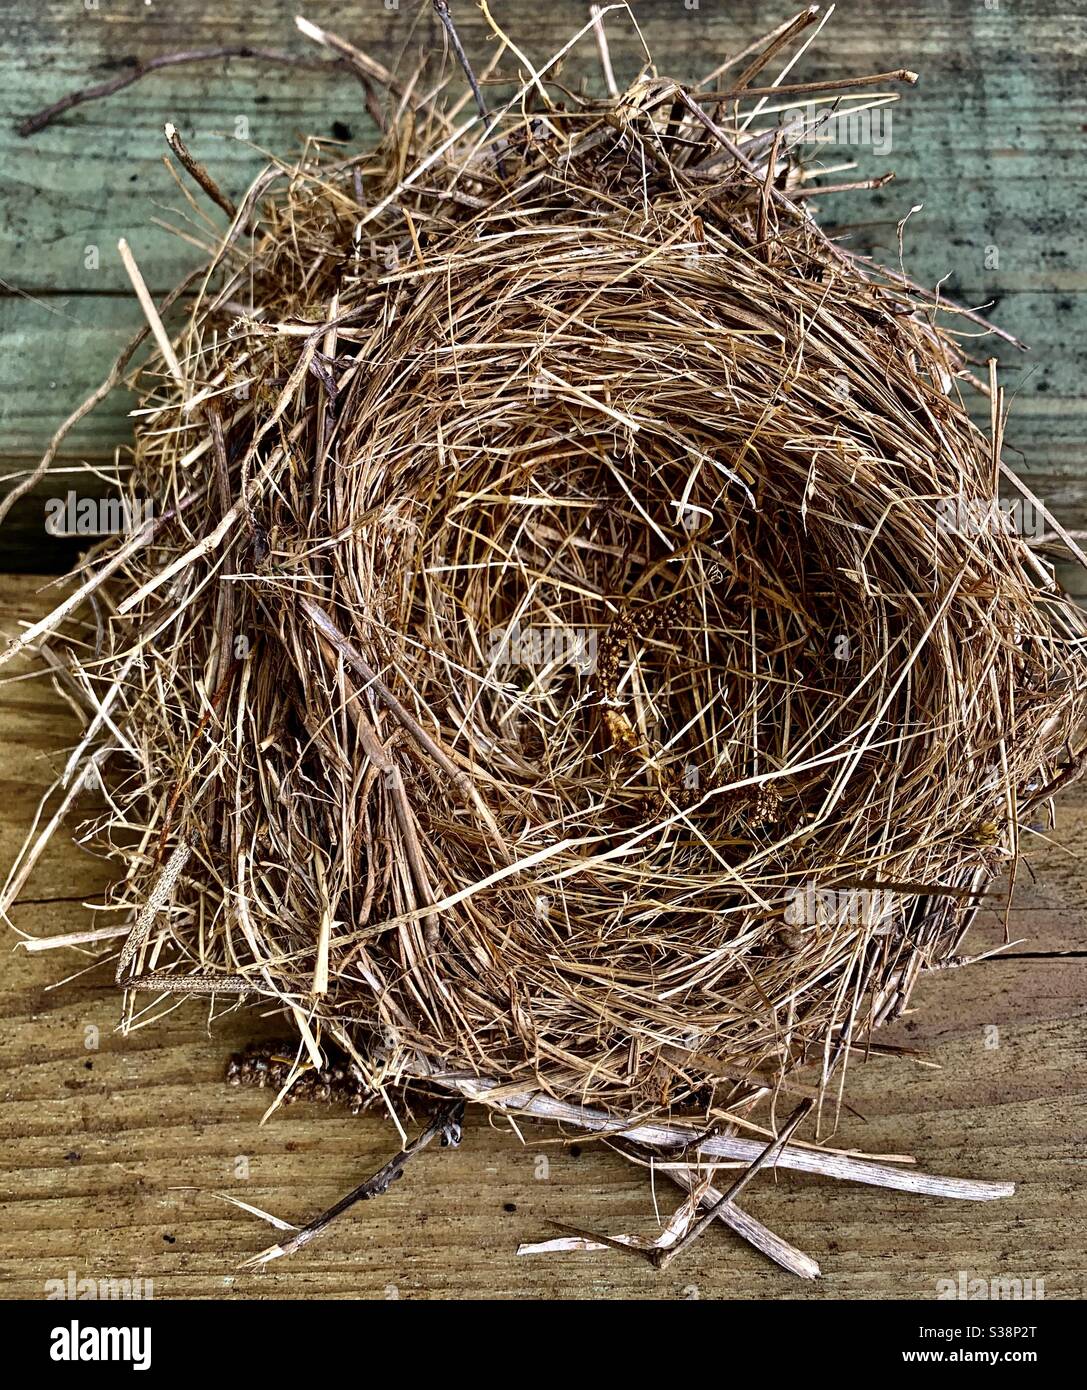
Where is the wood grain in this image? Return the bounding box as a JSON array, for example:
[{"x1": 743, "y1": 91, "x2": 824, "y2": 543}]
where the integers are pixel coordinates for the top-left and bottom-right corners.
[
  {"x1": 0, "y1": 575, "x2": 1083, "y2": 1300},
  {"x1": 2, "y1": 0, "x2": 1085, "y2": 1300},
  {"x1": 2, "y1": 0, "x2": 1087, "y2": 570}
]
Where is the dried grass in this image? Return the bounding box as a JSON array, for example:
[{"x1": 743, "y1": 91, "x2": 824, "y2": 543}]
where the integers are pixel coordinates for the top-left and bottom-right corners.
[{"x1": 6, "y1": 5, "x2": 1087, "y2": 1272}]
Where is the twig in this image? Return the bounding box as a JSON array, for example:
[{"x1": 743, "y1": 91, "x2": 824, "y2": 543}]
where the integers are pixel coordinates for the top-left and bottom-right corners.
[
  {"x1": 794, "y1": 173, "x2": 896, "y2": 198},
  {"x1": 17, "y1": 47, "x2": 348, "y2": 138},
  {"x1": 729, "y1": 5, "x2": 821, "y2": 95},
  {"x1": 239, "y1": 1101, "x2": 464, "y2": 1267},
  {"x1": 590, "y1": 5, "x2": 619, "y2": 100},
  {"x1": 433, "y1": 1, "x2": 487, "y2": 121},
  {"x1": 432, "y1": 1074, "x2": 1015, "y2": 1201},
  {"x1": 610, "y1": 1138, "x2": 821, "y2": 1278},
  {"x1": 690, "y1": 70, "x2": 919, "y2": 102},
  {"x1": 663, "y1": 1164, "x2": 820, "y2": 1278},
  {"x1": 652, "y1": 1101, "x2": 813, "y2": 1269},
  {"x1": 164, "y1": 122, "x2": 237, "y2": 219},
  {"x1": 117, "y1": 239, "x2": 185, "y2": 388},
  {"x1": 432, "y1": 1, "x2": 507, "y2": 177},
  {"x1": 295, "y1": 16, "x2": 447, "y2": 128}
]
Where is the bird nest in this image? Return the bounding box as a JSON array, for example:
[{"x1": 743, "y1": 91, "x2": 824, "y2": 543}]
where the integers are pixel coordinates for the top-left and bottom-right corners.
[{"x1": 6, "y1": 6, "x2": 1087, "y2": 1274}]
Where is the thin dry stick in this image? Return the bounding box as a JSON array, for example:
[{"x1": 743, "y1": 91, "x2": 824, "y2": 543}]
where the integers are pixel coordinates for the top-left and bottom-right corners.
[
  {"x1": 17, "y1": 46, "x2": 353, "y2": 137},
  {"x1": 652, "y1": 1100, "x2": 813, "y2": 1269},
  {"x1": 117, "y1": 239, "x2": 185, "y2": 387},
  {"x1": 607, "y1": 1138, "x2": 820, "y2": 1278},
  {"x1": 164, "y1": 123, "x2": 237, "y2": 220},
  {"x1": 433, "y1": 1, "x2": 487, "y2": 120},
  {"x1": 434, "y1": 1077, "x2": 1015, "y2": 1200},
  {"x1": 590, "y1": 5, "x2": 620, "y2": 100},
  {"x1": 691, "y1": 70, "x2": 919, "y2": 102},
  {"x1": 240, "y1": 1101, "x2": 464, "y2": 1267},
  {"x1": 663, "y1": 1164, "x2": 820, "y2": 1279},
  {"x1": 432, "y1": 0, "x2": 507, "y2": 176}
]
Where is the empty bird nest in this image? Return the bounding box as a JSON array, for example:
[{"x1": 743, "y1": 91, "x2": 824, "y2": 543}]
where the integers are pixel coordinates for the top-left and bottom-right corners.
[{"x1": 5, "y1": 4, "x2": 1087, "y2": 1276}]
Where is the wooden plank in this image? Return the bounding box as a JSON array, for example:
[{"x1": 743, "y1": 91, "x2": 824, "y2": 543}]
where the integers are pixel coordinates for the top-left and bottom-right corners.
[
  {"x1": 3, "y1": 1, "x2": 1084, "y2": 294},
  {"x1": 0, "y1": 296, "x2": 135, "y2": 459},
  {"x1": 1, "y1": 286, "x2": 1083, "y2": 464},
  {"x1": 0, "y1": 573, "x2": 1083, "y2": 1298},
  {"x1": 4, "y1": 0, "x2": 1087, "y2": 572}
]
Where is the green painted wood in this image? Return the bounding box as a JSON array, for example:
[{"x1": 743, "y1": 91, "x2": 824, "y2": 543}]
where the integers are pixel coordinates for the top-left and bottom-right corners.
[
  {"x1": 2, "y1": 0, "x2": 1086, "y2": 570},
  {"x1": 0, "y1": 296, "x2": 135, "y2": 455},
  {"x1": 4, "y1": 1, "x2": 1085, "y2": 294}
]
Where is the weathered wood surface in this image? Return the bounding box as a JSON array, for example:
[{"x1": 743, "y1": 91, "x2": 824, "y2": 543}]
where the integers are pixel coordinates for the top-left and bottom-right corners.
[
  {"x1": 2, "y1": 2, "x2": 1086, "y2": 1300},
  {"x1": 2, "y1": 0, "x2": 1087, "y2": 572},
  {"x1": 0, "y1": 574, "x2": 1084, "y2": 1300}
]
